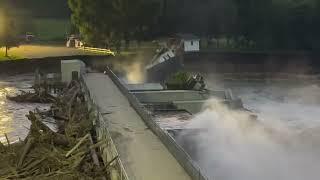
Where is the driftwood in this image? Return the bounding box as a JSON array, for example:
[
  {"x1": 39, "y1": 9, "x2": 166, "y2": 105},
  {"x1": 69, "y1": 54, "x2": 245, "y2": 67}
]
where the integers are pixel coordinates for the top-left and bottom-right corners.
[
  {"x1": 0, "y1": 141, "x2": 5, "y2": 152},
  {"x1": 6, "y1": 90, "x2": 56, "y2": 103},
  {"x1": 89, "y1": 134, "x2": 101, "y2": 168},
  {"x1": 0, "y1": 78, "x2": 108, "y2": 179},
  {"x1": 88, "y1": 134, "x2": 107, "y2": 180},
  {"x1": 4, "y1": 133, "x2": 10, "y2": 147},
  {"x1": 26, "y1": 111, "x2": 69, "y2": 146},
  {"x1": 66, "y1": 134, "x2": 89, "y2": 158},
  {"x1": 18, "y1": 137, "x2": 34, "y2": 168},
  {"x1": 68, "y1": 88, "x2": 80, "y2": 121},
  {"x1": 106, "y1": 155, "x2": 119, "y2": 168}
]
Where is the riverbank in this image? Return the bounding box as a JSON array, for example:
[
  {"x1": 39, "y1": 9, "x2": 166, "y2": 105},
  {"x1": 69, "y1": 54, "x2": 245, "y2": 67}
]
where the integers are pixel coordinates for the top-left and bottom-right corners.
[
  {"x1": 0, "y1": 50, "x2": 22, "y2": 61},
  {"x1": 0, "y1": 76, "x2": 109, "y2": 179},
  {"x1": 0, "y1": 74, "x2": 50, "y2": 144}
]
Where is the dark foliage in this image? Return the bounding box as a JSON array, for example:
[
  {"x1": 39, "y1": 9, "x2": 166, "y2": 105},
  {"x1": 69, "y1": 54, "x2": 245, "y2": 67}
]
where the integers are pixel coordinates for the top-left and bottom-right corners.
[{"x1": 6, "y1": 0, "x2": 320, "y2": 51}]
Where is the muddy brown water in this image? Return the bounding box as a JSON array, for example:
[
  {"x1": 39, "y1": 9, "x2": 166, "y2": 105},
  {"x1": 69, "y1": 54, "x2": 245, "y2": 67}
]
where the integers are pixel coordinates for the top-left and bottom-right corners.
[{"x1": 0, "y1": 74, "x2": 50, "y2": 144}]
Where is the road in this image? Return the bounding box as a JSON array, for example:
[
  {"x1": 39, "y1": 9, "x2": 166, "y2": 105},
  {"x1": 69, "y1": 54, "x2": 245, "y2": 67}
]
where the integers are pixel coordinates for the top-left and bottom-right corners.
[
  {"x1": 84, "y1": 73, "x2": 191, "y2": 180},
  {"x1": 2, "y1": 45, "x2": 93, "y2": 59}
]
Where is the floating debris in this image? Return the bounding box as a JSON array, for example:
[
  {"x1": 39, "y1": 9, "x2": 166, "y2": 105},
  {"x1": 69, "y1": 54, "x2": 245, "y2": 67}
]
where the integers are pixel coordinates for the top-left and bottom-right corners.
[
  {"x1": 165, "y1": 71, "x2": 206, "y2": 90},
  {"x1": 0, "y1": 80, "x2": 108, "y2": 180},
  {"x1": 6, "y1": 89, "x2": 56, "y2": 103}
]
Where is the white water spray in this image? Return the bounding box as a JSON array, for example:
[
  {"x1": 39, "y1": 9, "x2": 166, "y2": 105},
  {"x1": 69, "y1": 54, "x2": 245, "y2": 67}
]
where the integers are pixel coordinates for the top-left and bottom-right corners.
[{"x1": 178, "y1": 97, "x2": 320, "y2": 180}]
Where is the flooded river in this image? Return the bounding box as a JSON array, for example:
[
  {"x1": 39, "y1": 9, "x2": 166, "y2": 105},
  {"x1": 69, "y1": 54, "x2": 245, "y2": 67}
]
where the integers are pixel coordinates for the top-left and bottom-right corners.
[
  {"x1": 0, "y1": 74, "x2": 49, "y2": 144},
  {"x1": 112, "y1": 61, "x2": 320, "y2": 179},
  {"x1": 215, "y1": 81, "x2": 320, "y2": 130},
  {"x1": 179, "y1": 79, "x2": 320, "y2": 180}
]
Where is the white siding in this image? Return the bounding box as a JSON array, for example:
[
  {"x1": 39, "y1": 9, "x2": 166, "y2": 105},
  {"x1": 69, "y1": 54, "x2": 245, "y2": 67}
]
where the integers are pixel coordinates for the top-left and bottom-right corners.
[
  {"x1": 184, "y1": 40, "x2": 200, "y2": 52},
  {"x1": 146, "y1": 50, "x2": 175, "y2": 69},
  {"x1": 158, "y1": 50, "x2": 175, "y2": 63},
  {"x1": 61, "y1": 60, "x2": 86, "y2": 83}
]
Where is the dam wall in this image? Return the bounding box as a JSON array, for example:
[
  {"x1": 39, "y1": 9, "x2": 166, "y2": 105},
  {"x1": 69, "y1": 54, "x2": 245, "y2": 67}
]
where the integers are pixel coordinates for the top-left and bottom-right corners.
[{"x1": 105, "y1": 67, "x2": 209, "y2": 180}]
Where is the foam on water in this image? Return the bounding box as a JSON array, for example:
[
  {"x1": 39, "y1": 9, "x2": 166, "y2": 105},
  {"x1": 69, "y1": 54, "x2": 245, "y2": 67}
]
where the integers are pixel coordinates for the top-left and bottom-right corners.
[
  {"x1": 177, "y1": 83, "x2": 320, "y2": 180},
  {"x1": 233, "y1": 83, "x2": 320, "y2": 129}
]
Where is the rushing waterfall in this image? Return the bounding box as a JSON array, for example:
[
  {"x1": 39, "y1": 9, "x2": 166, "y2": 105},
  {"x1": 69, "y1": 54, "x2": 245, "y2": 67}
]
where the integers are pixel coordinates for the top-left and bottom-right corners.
[{"x1": 177, "y1": 83, "x2": 320, "y2": 180}]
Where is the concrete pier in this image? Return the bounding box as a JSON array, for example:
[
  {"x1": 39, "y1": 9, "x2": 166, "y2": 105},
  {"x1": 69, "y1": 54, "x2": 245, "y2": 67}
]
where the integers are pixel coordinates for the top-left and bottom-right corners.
[
  {"x1": 84, "y1": 73, "x2": 191, "y2": 180},
  {"x1": 132, "y1": 90, "x2": 226, "y2": 103}
]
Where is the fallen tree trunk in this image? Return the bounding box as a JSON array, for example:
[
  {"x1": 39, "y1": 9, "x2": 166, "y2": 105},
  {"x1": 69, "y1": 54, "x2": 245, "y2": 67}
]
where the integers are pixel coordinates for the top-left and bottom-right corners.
[
  {"x1": 18, "y1": 138, "x2": 34, "y2": 168},
  {"x1": 7, "y1": 91, "x2": 56, "y2": 103},
  {"x1": 26, "y1": 111, "x2": 69, "y2": 146},
  {"x1": 66, "y1": 134, "x2": 89, "y2": 158}
]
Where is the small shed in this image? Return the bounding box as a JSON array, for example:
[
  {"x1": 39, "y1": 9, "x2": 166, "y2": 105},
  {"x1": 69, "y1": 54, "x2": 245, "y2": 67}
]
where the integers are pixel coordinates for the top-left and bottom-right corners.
[
  {"x1": 61, "y1": 60, "x2": 86, "y2": 83},
  {"x1": 176, "y1": 34, "x2": 200, "y2": 52},
  {"x1": 66, "y1": 35, "x2": 84, "y2": 48}
]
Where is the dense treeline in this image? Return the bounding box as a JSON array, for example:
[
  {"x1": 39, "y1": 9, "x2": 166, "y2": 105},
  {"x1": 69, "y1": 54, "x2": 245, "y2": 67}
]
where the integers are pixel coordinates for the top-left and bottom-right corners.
[
  {"x1": 8, "y1": 0, "x2": 70, "y2": 19},
  {"x1": 3, "y1": 0, "x2": 320, "y2": 50},
  {"x1": 68, "y1": 0, "x2": 320, "y2": 51},
  {"x1": 68, "y1": 0, "x2": 159, "y2": 49},
  {"x1": 165, "y1": 0, "x2": 320, "y2": 51},
  {"x1": 0, "y1": 0, "x2": 21, "y2": 56}
]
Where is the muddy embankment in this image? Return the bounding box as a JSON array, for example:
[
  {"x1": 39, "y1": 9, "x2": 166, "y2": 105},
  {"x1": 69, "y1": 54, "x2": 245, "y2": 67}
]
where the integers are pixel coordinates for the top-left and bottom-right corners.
[
  {"x1": 3, "y1": 52, "x2": 320, "y2": 81},
  {"x1": 184, "y1": 51, "x2": 320, "y2": 81},
  {"x1": 0, "y1": 55, "x2": 134, "y2": 75}
]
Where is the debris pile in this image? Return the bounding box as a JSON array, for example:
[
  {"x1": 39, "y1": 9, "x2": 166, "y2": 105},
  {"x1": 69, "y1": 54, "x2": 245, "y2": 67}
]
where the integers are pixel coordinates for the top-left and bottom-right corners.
[
  {"x1": 0, "y1": 80, "x2": 108, "y2": 179},
  {"x1": 6, "y1": 70, "x2": 63, "y2": 104},
  {"x1": 165, "y1": 71, "x2": 206, "y2": 90},
  {"x1": 6, "y1": 89, "x2": 56, "y2": 103}
]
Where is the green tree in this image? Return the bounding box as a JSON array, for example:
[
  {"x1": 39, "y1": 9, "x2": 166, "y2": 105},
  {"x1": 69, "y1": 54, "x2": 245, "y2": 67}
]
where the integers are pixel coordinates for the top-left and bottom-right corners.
[
  {"x1": 11, "y1": 0, "x2": 70, "y2": 19},
  {"x1": 68, "y1": 0, "x2": 159, "y2": 50},
  {"x1": 0, "y1": 3, "x2": 19, "y2": 57},
  {"x1": 287, "y1": 0, "x2": 314, "y2": 50},
  {"x1": 67, "y1": 0, "x2": 320, "y2": 51},
  {"x1": 0, "y1": 21, "x2": 19, "y2": 57}
]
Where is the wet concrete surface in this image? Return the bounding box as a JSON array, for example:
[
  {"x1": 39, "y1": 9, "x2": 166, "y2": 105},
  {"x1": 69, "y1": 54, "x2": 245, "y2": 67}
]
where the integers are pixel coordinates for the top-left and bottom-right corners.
[{"x1": 84, "y1": 73, "x2": 191, "y2": 180}]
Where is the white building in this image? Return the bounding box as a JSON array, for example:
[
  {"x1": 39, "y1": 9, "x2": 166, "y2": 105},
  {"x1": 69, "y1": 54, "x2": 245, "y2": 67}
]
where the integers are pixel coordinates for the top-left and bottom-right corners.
[
  {"x1": 66, "y1": 35, "x2": 84, "y2": 48},
  {"x1": 178, "y1": 34, "x2": 200, "y2": 52},
  {"x1": 167, "y1": 34, "x2": 200, "y2": 53}
]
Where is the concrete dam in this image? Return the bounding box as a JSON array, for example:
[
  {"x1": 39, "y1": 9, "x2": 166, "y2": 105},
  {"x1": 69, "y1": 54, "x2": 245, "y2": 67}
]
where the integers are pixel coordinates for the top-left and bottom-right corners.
[{"x1": 1, "y1": 54, "x2": 320, "y2": 180}]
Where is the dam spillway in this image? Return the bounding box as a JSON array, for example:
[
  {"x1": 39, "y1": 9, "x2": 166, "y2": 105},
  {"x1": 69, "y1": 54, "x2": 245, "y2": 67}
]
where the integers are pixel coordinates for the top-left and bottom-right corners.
[{"x1": 2, "y1": 57, "x2": 320, "y2": 180}]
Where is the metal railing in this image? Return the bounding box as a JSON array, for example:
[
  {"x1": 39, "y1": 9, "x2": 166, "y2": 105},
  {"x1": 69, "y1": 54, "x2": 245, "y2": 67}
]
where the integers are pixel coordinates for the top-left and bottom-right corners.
[
  {"x1": 80, "y1": 75, "x2": 129, "y2": 180},
  {"x1": 78, "y1": 46, "x2": 116, "y2": 56}
]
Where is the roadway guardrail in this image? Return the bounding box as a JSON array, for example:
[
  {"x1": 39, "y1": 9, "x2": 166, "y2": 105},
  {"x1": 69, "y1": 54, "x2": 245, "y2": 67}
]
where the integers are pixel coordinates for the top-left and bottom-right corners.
[{"x1": 78, "y1": 47, "x2": 116, "y2": 56}]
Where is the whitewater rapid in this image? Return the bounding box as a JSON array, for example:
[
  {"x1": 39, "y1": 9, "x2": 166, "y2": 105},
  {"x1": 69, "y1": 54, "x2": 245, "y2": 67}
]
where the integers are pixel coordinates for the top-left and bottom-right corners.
[{"x1": 178, "y1": 81, "x2": 320, "y2": 180}]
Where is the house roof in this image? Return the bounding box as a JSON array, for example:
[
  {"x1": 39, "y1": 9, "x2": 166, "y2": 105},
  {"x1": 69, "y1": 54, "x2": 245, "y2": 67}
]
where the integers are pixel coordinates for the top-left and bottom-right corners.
[{"x1": 175, "y1": 33, "x2": 200, "y2": 40}]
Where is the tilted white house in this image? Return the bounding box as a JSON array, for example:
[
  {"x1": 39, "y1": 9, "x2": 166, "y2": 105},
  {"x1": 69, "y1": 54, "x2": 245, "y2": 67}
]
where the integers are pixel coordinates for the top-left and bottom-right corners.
[
  {"x1": 179, "y1": 34, "x2": 200, "y2": 52},
  {"x1": 167, "y1": 34, "x2": 200, "y2": 53}
]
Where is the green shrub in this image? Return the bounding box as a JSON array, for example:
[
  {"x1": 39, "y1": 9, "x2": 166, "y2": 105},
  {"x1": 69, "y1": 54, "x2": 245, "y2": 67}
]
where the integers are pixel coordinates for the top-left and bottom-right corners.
[{"x1": 165, "y1": 71, "x2": 191, "y2": 90}]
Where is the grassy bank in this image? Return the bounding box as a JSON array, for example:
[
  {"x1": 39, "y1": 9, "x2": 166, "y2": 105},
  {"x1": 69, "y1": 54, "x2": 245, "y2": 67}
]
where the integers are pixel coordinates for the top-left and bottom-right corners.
[{"x1": 0, "y1": 49, "x2": 22, "y2": 61}]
